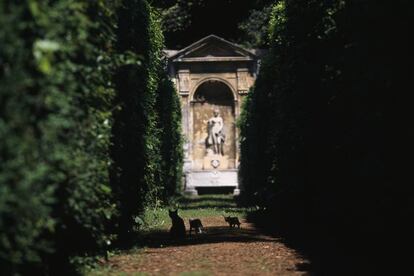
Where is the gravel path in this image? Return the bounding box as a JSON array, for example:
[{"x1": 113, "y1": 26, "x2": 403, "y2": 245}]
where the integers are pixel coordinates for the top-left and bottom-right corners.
[{"x1": 100, "y1": 217, "x2": 310, "y2": 275}]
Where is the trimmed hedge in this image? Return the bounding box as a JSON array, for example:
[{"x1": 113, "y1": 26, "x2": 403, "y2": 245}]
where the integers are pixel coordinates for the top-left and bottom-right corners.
[
  {"x1": 110, "y1": 1, "x2": 183, "y2": 245},
  {"x1": 240, "y1": 0, "x2": 412, "y2": 273},
  {"x1": 156, "y1": 69, "x2": 184, "y2": 199},
  {"x1": 1, "y1": 0, "x2": 183, "y2": 274},
  {"x1": 0, "y1": 1, "x2": 117, "y2": 274}
]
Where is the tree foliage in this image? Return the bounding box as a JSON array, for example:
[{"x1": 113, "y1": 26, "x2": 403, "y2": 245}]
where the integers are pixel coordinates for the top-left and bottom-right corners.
[
  {"x1": 238, "y1": 4, "x2": 274, "y2": 48},
  {"x1": 153, "y1": 0, "x2": 274, "y2": 48}
]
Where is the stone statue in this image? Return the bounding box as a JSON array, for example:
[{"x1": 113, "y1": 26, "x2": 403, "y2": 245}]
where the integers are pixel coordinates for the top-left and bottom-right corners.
[{"x1": 206, "y1": 109, "x2": 225, "y2": 155}]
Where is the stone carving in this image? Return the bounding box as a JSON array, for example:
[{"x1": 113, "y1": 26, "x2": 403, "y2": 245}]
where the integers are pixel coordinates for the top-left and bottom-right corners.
[
  {"x1": 206, "y1": 109, "x2": 225, "y2": 155},
  {"x1": 237, "y1": 68, "x2": 249, "y2": 94},
  {"x1": 178, "y1": 70, "x2": 190, "y2": 94},
  {"x1": 211, "y1": 159, "x2": 220, "y2": 168}
]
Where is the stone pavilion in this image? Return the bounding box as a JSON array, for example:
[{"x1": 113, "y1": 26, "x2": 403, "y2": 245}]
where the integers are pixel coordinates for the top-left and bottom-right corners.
[{"x1": 165, "y1": 35, "x2": 264, "y2": 195}]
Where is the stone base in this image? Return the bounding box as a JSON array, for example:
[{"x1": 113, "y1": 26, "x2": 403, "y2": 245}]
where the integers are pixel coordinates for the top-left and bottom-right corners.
[
  {"x1": 184, "y1": 187, "x2": 199, "y2": 196},
  {"x1": 233, "y1": 188, "x2": 240, "y2": 196},
  {"x1": 184, "y1": 169, "x2": 238, "y2": 195}
]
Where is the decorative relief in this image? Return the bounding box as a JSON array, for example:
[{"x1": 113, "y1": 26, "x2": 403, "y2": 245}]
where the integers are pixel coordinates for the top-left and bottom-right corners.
[
  {"x1": 237, "y1": 69, "x2": 249, "y2": 94},
  {"x1": 211, "y1": 159, "x2": 220, "y2": 168},
  {"x1": 178, "y1": 70, "x2": 190, "y2": 95}
]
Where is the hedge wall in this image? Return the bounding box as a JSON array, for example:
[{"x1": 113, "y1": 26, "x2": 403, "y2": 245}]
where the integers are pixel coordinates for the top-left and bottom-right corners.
[
  {"x1": 0, "y1": 1, "x2": 118, "y2": 274},
  {"x1": 0, "y1": 0, "x2": 183, "y2": 274},
  {"x1": 110, "y1": 1, "x2": 183, "y2": 245},
  {"x1": 240, "y1": 0, "x2": 412, "y2": 273}
]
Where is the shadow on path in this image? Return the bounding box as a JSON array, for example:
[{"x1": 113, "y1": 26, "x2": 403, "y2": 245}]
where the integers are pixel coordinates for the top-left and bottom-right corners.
[
  {"x1": 137, "y1": 224, "x2": 280, "y2": 249},
  {"x1": 246, "y1": 210, "x2": 401, "y2": 276}
]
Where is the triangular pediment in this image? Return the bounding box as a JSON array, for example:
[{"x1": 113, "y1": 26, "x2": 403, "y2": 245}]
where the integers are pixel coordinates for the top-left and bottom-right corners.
[
  {"x1": 168, "y1": 35, "x2": 257, "y2": 62},
  {"x1": 186, "y1": 44, "x2": 245, "y2": 58}
]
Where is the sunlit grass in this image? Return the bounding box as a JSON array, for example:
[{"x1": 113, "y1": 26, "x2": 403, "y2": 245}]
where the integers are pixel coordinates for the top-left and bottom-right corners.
[{"x1": 140, "y1": 194, "x2": 248, "y2": 231}]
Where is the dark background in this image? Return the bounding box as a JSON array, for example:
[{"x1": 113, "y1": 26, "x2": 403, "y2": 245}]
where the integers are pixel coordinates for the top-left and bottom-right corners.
[{"x1": 153, "y1": 0, "x2": 273, "y2": 49}]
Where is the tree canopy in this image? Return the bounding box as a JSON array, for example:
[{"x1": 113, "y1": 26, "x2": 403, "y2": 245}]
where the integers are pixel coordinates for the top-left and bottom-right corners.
[{"x1": 153, "y1": 0, "x2": 274, "y2": 48}]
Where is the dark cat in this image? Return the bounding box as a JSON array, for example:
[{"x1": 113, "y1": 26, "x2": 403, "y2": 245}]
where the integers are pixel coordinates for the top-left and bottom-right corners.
[
  {"x1": 189, "y1": 218, "x2": 204, "y2": 236},
  {"x1": 169, "y1": 209, "x2": 186, "y2": 239},
  {"x1": 223, "y1": 216, "x2": 241, "y2": 228}
]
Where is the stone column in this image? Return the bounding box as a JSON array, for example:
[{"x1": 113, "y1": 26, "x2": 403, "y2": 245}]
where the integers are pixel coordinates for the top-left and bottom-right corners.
[
  {"x1": 177, "y1": 69, "x2": 190, "y2": 147},
  {"x1": 234, "y1": 68, "x2": 252, "y2": 196},
  {"x1": 178, "y1": 69, "x2": 190, "y2": 94},
  {"x1": 177, "y1": 69, "x2": 196, "y2": 195},
  {"x1": 237, "y1": 68, "x2": 249, "y2": 94}
]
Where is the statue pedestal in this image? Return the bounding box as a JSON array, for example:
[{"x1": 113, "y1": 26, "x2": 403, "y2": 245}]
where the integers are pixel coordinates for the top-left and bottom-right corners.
[
  {"x1": 184, "y1": 186, "x2": 198, "y2": 196},
  {"x1": 184, "y1": 169, "x2": 238, "y2": 196}
]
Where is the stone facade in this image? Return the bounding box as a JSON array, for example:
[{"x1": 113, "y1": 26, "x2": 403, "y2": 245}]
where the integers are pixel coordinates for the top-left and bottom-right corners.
[{"x1": 166, "y1": 35, "x2": 263, "y2": 195}]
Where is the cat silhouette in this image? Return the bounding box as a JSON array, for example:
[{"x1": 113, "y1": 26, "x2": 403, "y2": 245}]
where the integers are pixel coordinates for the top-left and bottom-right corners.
[
  {"x1": 223, "y1": 216, "x2": 241, "y2": 228},
  {"x1": 169, "y1": 209, "x2": 186, "y2": 239},
  {"x1": 189, "y1": 218, "x2": 204, "y2": 236}
]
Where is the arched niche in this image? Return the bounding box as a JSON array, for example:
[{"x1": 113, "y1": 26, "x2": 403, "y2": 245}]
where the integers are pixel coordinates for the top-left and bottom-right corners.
[{"x1": 191, "y1": 80, "x2": 236, "y2": 170}]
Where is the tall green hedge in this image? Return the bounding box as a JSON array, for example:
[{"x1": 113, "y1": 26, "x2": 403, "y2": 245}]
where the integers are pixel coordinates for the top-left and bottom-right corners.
[
  {"x1": 240, "y1": 0, "x2": 411, "y2": 272},
  {"x1": 110, "y1": 0, "x2": 156, "y2": 244},
  {"x1": 110, "y1": 0, "x2": 183, "y2": 245},
  {"x1": 156, "y1": 70, "x2": 184, "y2": 199},
  {"x1": 1, "y1": 0, "x2": 183, "y2": 274},
  {"x1": 0, "y1": 0, "x2": 118, "y2": 274},
  {"x1": 0, "y1": 3, "x2": 53, "y2": 273}
]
